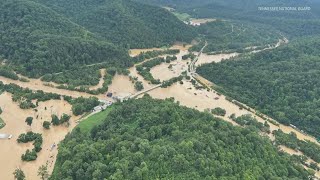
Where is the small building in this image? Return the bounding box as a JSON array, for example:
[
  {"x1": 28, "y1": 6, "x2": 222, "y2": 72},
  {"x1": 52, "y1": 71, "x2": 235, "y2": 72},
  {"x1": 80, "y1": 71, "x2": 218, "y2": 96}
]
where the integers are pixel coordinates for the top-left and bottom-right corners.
[
  {"x1": 94, "y1": 106, "x2": 103, "y2": 112},
  {"x1": 290, "y1": 124, "x2": 297, "y2": 129},
  {"x1": 0, "y1": 134, "x2": 11, "y2": 139}
]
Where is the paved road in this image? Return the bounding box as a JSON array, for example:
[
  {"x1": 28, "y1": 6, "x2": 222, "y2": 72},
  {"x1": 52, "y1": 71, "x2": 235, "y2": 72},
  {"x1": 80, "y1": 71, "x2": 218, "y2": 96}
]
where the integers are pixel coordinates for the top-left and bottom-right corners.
[
  {"x1": 189, "y1": 41, "x2": 208, "y2": 74},
  {"x1": 130, "y1": 84, "x2": 162, "y2": 99}
]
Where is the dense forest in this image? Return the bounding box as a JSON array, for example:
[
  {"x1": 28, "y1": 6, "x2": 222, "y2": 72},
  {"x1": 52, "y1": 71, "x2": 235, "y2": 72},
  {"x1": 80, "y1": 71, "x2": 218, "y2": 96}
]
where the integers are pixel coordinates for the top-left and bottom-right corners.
[
  {"x1": 0, "y1": 0, "x2": 195, "y2": 77},
  {"x1": 51, "y1": 96, "x2": 312, "y2": 179},
  {"x1": 0, "y1": 0, "x2": 129, "y2": 77},
  {"x1": 138, "y1": 0, "x2": 320, "y2": 39},
  {"x1": 41, "y1": 66, "x2": 101, "y2": 87},
  {"x1": 32, "y1": 0, "x2": 196, "y2": 48},
  {"x1": 197, "y1": 37, "x2": 320, "y2": 139}
]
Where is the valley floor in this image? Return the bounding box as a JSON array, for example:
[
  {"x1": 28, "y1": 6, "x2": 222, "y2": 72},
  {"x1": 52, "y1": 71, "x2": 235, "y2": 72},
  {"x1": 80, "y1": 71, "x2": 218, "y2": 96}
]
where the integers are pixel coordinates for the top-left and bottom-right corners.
[{"x1": 0, "y1": 41, "x2": 319, "y2": 179}]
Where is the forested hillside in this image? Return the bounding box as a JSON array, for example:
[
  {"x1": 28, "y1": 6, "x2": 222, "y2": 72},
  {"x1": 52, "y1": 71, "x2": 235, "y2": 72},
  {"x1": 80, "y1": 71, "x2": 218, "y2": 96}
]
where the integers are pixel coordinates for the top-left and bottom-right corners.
[
  {"x1": 138, "y1": 0, "x2": 320, "y2": 38},
  {"x1": 197, "y1": 37, "x2": 320, "y2": 139},
  {"x1": 0, "y1": 0, "x2": 195, "y2": 77},
  {"x1": 51, "y1": 96, "x2": 311, "y2": 179},
  {"x1": 0, "y1": 0, "x2": 128, "y2": 77},
  {"x1": 32, "y1": 0, "x2": 196, "y2": 48}
]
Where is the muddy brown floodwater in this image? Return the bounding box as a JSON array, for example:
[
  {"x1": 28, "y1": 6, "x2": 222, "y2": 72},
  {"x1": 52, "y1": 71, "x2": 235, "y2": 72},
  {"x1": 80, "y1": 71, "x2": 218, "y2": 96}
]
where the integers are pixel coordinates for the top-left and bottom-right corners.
[
  {"x1": 0, "y1": 75, "x2": 105, "y2": 99},
  {"x1": 129, "y1": 43, "x2": 193, "y2": 90},
  {"x1": 150, "y1": 49, "x2": 190, "y2": 82},
  {"x1": 0, "y1": 39, "x2": 318, "y2": 178},
  {"x1": 0, "y1": 73, "x2": 137, "y2": 179},
  {"x1": 131, "y1": 41, "x2": 319, "y2": 146},
  {"x1": 108, "y1": 74, "x2": 136, "y2": 97},
  {"x1": 195, "y1": 52, "x2": 239, "y2": 66},
  {"x1": 0, "y1": 92, "x2": 79, "y2": 180}
]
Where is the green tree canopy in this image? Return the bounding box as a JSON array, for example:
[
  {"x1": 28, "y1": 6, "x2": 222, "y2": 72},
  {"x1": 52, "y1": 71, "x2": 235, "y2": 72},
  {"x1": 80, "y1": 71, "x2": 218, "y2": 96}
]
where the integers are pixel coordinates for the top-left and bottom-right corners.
[{"x1": 51, "y1": 96, "x2": 312, "y2": 179}]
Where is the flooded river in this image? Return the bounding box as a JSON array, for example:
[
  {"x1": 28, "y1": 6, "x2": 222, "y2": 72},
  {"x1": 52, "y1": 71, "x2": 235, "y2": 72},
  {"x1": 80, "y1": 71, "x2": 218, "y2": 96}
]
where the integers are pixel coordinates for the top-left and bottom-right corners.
[
  {"x1": 0, "y1": 39, "x2": 319, "y2": 178},
  {"x1": 0, "y1": 75, "x2": 104, "y2": 99}
]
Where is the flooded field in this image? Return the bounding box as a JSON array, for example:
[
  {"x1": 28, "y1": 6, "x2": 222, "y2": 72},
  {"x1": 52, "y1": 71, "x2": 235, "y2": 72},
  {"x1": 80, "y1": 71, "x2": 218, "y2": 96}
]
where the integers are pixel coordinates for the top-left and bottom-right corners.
[
  {"x1": 130, "y1": 41, "x2": 319, "y2": 147},
  {"x1": 0, "y1": 75, "x2": 104, "y2": 99},
  {"x1": 196, "y1": 52, "x2": 239, "y2": 66},
  {"x1": 108, "y1": 74, "x2": 136, "y2": 96},
  {"x1": 150, "y1": 50, "x2": 190, "y2": 82},
  {"x1": 129, "y1": 43, "x2": 192, "y2": 88},
  {"x1": 128, "y1": 66, "x2": 154, "y2": 90},
  {"x1": 0, "y1": 73, "x2": 138, "y2": 179},
  {"x1": 147, "y1": 80, "x2": 247, "y2": 117},
  {"x1": 0, "y1": 92, "x2": 78, "y2": 180}
]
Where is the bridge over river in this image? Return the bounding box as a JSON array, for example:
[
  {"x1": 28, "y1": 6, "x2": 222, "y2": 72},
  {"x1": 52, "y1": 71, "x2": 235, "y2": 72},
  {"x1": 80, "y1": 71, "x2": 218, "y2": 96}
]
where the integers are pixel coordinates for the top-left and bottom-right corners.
[{"x1": 129, "y1": 84, "x2": 162, "y2": 99}]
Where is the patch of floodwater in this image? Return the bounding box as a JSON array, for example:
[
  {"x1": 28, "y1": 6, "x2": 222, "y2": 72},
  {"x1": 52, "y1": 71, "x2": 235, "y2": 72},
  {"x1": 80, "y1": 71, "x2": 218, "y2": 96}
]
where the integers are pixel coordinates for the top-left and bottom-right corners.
[
  {"x1": 129, "y1": 43, "x2": 192, "y2": 88},
  {"x1": 150, "y1": 61, "x2": 188, "y2": 82},
  {"x1": 146, "y1": 78, "x2": 320, "y2": 145},
  {"x1": 150, "y1": 50, "x2": 190, "y2": 81},
  {"x1": 147, "y1": 80, "x2": 248, "y2": 116},
  {"x1": 0, "y1": 75, "x2": 105, "y2": 99},
  {"x1": 279, "y1": 145, "x2": 303, "y2": 156},
  {"x1": 279, "y1": 145, "x2": 320, "y2": 177},
  {"x1": 128, "y1": 66, "x2": 154, "y2": 91},
  {"x1": 195, "y1": 52, "x2": 239, "y2": 66},
  {"x1": 108, "y1": 74, "x2": 136, "y2": 96},
  {"x1": 0, "y1": 92, "x2": 79, "y2": 180}
]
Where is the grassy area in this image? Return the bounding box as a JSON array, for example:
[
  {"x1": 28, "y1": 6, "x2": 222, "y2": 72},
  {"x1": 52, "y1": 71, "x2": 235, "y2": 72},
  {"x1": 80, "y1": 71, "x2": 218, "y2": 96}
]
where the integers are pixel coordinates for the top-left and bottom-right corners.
[
  {"x1": 163, "y1": 7, "x2": 191, "y2": 22},
  {"x1": 0, "y1": 117, "x2": 5, "y2": 129},
  {"x1": 173, "y1": 12, "x2": 191, "y2": 22},
  {"x1": 76, "y1": 106, "x2": 114, "y2": 133}
]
